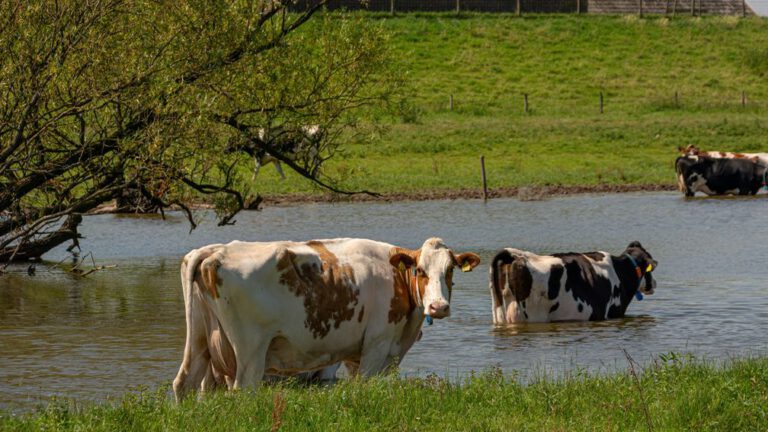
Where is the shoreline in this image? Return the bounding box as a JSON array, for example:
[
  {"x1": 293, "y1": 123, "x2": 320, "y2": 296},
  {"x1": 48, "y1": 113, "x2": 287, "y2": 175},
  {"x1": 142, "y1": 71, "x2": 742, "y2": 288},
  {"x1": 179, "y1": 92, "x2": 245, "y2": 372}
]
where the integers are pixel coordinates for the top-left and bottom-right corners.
[
  {"x1": 261, "y1": 183, "x2": 678, "y2": 206},
  {"x1": 89, "y1": 183, "x2": 678, "y2": 214}
]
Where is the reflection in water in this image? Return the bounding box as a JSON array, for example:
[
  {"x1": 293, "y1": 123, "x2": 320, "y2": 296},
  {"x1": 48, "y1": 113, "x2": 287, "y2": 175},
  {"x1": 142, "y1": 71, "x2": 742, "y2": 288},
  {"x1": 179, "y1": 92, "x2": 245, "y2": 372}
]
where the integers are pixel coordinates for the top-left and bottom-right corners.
[{"x1": 1, "y1": 192, "x2": 767, "y2": 412}]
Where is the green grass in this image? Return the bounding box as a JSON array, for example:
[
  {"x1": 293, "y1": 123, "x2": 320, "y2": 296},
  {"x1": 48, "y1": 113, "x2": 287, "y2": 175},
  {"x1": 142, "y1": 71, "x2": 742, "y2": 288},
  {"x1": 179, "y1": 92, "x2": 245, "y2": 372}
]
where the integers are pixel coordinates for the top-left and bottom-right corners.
[
  {"x1": 250, "y1": 14, "x2": 768, "y2": 196},
  {"x1": 3, "y1": 355, "x2": 767, "y2": 431}
]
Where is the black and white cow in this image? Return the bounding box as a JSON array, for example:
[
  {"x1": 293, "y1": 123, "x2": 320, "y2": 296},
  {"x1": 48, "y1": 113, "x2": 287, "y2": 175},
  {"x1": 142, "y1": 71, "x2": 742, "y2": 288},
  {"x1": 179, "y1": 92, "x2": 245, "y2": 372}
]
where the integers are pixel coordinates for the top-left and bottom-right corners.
[
  {"x1": 489, "y1": 242, "x2": 658, "y2": 323},
  {"x1": 675, "y1": 155, "x2": 767, "y2": 197}
]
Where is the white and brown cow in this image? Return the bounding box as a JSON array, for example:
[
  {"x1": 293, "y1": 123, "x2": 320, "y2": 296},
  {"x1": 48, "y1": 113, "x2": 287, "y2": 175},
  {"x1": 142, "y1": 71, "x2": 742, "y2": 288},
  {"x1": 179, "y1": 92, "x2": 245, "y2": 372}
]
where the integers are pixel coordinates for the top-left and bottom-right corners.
[
  {"x1": 489, "y1": 242, "x2": 657, "y2": 324},
  {"x1": 173, "y1": 237, "x2": 480, "y2": 401},
  {"x1": 680, "y1": 144, "x2": 768, "y2": 165}
]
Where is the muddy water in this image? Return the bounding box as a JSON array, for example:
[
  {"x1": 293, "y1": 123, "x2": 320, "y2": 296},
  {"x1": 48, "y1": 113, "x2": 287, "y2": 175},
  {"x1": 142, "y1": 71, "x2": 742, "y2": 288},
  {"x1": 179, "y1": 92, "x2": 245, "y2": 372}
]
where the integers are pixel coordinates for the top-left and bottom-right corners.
[{"x1": 1, "y1": 192, "x2": 767, "y2": 412}]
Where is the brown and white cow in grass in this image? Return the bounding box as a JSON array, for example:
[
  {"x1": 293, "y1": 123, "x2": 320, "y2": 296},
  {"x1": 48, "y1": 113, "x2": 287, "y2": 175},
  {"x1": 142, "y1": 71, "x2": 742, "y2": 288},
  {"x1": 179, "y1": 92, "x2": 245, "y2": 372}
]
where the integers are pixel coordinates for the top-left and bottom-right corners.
[
  {"x1": 680, "y1": 145, "x2": 768, "y2": 165},
  {"x1": 173, "y1": 237, "x2": 480, "y2": 401},
  {"x1": 489, "y1": 242, "x2": 657, "y2": 324}
]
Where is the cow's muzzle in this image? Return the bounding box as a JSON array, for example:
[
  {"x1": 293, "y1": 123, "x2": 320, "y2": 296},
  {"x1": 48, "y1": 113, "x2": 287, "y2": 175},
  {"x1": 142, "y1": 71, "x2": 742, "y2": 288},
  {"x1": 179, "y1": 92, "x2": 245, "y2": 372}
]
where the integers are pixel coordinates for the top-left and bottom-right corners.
[{"x1": 427, "y1": 302, "x2": 450, "y2": 319}]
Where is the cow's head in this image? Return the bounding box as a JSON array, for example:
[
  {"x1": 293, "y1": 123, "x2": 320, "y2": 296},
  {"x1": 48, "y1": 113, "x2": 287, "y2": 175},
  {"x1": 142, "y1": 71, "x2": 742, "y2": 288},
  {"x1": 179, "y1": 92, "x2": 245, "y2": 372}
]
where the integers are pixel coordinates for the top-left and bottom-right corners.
[
  {"x1": 389, "y1": 238, "x2": 480, "y2": 319},
  {"x1": 624, "y1": 241, "x2": 658, "y2": 296},
  {"x1": 679, "y1": 144, "x2": 701, "y2": 156}
]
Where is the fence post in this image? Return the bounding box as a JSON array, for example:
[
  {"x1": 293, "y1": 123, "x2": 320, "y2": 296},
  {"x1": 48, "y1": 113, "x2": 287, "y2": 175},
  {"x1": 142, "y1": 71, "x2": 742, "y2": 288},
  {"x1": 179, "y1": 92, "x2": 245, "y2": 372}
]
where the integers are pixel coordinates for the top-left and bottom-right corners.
[
  {"x1": 577, "y1": 0, "x2": 581, "y2": 14},
  {"x1": 516, "y1": 0, "x2": 521, "y2": 16},
  {"x1": 639, "y1": 0, "x2": 643, "y2": 17},
  {"x1": 742, "y1": 0, "x2": 746, "y2": 17},
  {"x1": 480, "y1": 156, "x2": 488, "y2": 202},
  {"x1": 600, "y1": 91, "x2": 604, "y2": 114},
  {"x1": 672, "y1": 0, "x2": 678, "y2": 16},
  {"x1": 449, "y1": 94, "x2": 454, "y2": 111},
  {"x1": 456, "y1": 0, "x2": 460, "y2": 14},
  {"x1": 390, "y1": 0, "x2": 394, "y2": 16},
  {"x1": 691, "y1": 0, "x2": 695, "y2": 16},
  {"x1": 524, "y1": 93, "x2": 529, "y2": 113}
]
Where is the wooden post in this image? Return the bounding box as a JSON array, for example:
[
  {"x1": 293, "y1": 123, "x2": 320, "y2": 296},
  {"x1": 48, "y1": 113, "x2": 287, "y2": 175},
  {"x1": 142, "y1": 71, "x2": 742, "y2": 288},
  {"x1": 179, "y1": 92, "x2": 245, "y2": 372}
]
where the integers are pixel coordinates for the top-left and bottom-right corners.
[
  {"x1": 742, "y1": 0, "x2": 746, "y2": 17},
  {"x1": 480, "y1": 156, "x2": 488, "y2": 202},
  {"x1": 599, "y1": 91, "x2": 604, "y2": 114},
  {"x1": 456, "y1": 0, "x2": 460, "y2": 14},
  {"x1": 673, "y1": 0, "x2": 678, "y2": 16},
  {"x1": 390, "y1": 0, "x2": 394, "y2": 15},
  {"x1": 524, "y1": 93, "x2": 529, "y2": 113},
  {"x1": 742, "y1": 91, "x2": 746, "y2": 108},
  {"x1": 665, "y1": 0, "x2": 671, "y2": 15},
  {"x1": 639, "y1": 0, "x2": 643, "y2": 17},
  {"x1": 691, "y1": 0, "x2": 695, "y2": 16},
  {"x1": 577, "y1": 0, "x2": 581, "y2": 14},
  {"x1": 516, "y1": 0, "x2": 521, "y2": 16},
  {"x1": 449, "y1": 94, "x2": 454, "y2": 111}
]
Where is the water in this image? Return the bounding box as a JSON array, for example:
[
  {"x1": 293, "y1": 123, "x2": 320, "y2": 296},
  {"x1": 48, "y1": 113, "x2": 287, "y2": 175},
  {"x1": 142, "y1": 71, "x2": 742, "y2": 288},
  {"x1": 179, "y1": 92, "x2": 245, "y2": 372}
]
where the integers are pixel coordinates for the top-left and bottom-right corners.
[{"x1": 1, "y1": 192, "x2": 767, "y2": 412}]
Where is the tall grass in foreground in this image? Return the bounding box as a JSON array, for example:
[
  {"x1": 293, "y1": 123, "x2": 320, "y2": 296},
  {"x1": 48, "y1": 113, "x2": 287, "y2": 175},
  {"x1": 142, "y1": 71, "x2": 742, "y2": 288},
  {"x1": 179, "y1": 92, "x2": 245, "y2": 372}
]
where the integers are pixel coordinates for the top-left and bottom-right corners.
[{"x1": 3, "y1": 356, "x2": 767, "y2": 431}]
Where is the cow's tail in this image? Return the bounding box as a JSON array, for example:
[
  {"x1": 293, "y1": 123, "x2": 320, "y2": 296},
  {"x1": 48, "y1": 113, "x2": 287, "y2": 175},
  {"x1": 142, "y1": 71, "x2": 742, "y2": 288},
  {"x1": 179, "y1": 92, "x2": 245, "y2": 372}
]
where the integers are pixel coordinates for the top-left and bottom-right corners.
[
  {"x1": 490, "y1": 249, "x2": 515, "y2": 325},
  {"x1": 175, "y1": 245, "x2": 225, "y2": 401}
]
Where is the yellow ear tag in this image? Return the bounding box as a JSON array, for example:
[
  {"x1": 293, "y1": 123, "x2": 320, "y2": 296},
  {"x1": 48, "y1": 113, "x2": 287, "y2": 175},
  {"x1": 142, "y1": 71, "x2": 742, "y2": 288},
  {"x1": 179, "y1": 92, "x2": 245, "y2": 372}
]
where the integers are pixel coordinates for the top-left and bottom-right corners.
[
  {"x1": 461, "y1": 262, "x2": 472, "y2": 272},
  {"x1": 646, "y1": 264, "x2": 653, "y2": 273},
  {"x1": 398, "y1": 262, "x2": 406, "y2": 272}
]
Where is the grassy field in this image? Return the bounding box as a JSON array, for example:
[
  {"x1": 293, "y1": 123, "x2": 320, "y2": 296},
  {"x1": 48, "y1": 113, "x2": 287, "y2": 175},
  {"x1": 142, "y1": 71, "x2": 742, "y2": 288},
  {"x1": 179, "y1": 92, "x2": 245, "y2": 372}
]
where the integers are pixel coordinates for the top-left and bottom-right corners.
[
  {"x1": 2, "y1": 355, "x2": 767, "y2": 431},
  {"x1": 250, "y1": 14, "x2": 768, "y2": 197}
]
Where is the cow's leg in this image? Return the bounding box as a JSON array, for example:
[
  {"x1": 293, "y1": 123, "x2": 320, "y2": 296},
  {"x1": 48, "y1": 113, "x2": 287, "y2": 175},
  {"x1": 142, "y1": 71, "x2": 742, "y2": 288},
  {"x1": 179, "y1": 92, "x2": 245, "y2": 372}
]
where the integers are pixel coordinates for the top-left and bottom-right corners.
[
  {"x1": 252, "y1": 157, "x2": 262, "y2": 180},
  {"x1": 357, "y1": 342, "x2": 391, "y2": 377},
  {"x1": 273, "y1": 161, "x2": 286, "y2": 180},
  {"x1": 198, "y1": 363, "x2": 217, "y2": 398},
  {"x1": 232, "y1": 339, "x2": 270, "y2": 390},
  {"x1": 343, "y1": 360, "x2": 360, "y2": 377}
]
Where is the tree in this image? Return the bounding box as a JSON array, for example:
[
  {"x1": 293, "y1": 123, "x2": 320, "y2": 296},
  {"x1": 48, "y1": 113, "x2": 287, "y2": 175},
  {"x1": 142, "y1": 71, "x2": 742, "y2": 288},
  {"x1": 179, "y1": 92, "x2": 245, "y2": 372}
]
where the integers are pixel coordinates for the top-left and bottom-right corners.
[{"x1": 0, "y1": 0, "x2": 403, "y2": 263}]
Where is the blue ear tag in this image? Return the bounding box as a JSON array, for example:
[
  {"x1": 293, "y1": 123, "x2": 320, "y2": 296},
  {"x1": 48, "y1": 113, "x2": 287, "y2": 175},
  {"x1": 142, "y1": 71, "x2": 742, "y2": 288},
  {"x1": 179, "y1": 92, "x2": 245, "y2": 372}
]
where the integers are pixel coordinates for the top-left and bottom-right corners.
[
  {"x1": 635, "y1": 291, "x2": 644, "y2": 301},
  {"x1": 425, "y1": 316, "x2": 434, "y2": 325}
]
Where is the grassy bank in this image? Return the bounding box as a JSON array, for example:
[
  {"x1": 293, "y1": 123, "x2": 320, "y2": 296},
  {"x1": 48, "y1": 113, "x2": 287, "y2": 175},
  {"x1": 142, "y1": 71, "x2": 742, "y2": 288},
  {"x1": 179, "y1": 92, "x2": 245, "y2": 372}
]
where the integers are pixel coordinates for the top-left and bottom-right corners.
[
  {"x1": 252, "y1": 14, "x2": 768, "y2": 197},
  {"x1": 3, "y1": 356, "x2": 767, "y2": 431}
]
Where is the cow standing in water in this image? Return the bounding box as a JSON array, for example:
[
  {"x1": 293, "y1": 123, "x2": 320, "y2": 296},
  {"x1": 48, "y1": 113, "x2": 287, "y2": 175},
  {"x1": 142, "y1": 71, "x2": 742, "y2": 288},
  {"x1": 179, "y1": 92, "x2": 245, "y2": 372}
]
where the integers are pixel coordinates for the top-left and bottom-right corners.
[
  {"x1": 489, "y1": 242, "x2": 657, "y2": 324},
  {"x1": 675, "y1": 155, "x2": 767, "y2": 197},
  {"x1": 173, "y1": 237, "x2": 480, "y2": 401}
]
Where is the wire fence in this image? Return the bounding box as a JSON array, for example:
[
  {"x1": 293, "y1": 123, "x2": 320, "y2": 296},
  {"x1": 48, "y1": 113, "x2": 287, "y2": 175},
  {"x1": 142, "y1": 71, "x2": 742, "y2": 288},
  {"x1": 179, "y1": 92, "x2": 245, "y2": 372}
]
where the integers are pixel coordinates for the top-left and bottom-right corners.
[{"x1": 294, "y1": 0, "x2": 759, "y2": 15}]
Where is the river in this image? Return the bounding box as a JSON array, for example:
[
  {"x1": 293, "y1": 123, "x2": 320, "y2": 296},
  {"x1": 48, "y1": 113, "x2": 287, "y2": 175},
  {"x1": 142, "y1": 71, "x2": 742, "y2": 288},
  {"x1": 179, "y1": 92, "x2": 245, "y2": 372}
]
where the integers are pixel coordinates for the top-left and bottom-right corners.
[{"x1": 1, "y1": 192, "x2": 767, "y2": 412}]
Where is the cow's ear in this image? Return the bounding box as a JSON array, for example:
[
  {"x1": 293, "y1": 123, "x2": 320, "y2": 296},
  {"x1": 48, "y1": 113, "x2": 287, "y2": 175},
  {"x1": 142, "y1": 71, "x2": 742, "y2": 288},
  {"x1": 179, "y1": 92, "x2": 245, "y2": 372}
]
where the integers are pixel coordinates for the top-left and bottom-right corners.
[
  {"x1": 627, "y1": 241, "x2": 643, "y2": 249},
  {"x1": 390, "y1": 253, "x2": 416, "y2": 271},
  {"x1": 454, "y1": 252, "x2": 481, "y2": 272}
]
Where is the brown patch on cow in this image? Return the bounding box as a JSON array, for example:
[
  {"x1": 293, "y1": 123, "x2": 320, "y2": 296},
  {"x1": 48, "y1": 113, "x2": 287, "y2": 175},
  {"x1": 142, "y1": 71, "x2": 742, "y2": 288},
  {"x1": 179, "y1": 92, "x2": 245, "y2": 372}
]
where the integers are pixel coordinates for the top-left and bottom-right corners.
[
  {"x1": 389, "y1": 268, "x2": 415, "y2": 324},
  {"x1": 277, "y1": 242, "x2": 360, "y2": 339},
  {"x1": 508, "y1": 260, "x2": 533, "y2": 302},
  {"x1": 388, "y1": 247, "x2": 427, "y2": 324},
  {"x1": 199, "y1": 255, "x2": 222, "y2": 299},
  {"x1": 357, "y1": 305, "x2": 365, "y2": 322}
]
